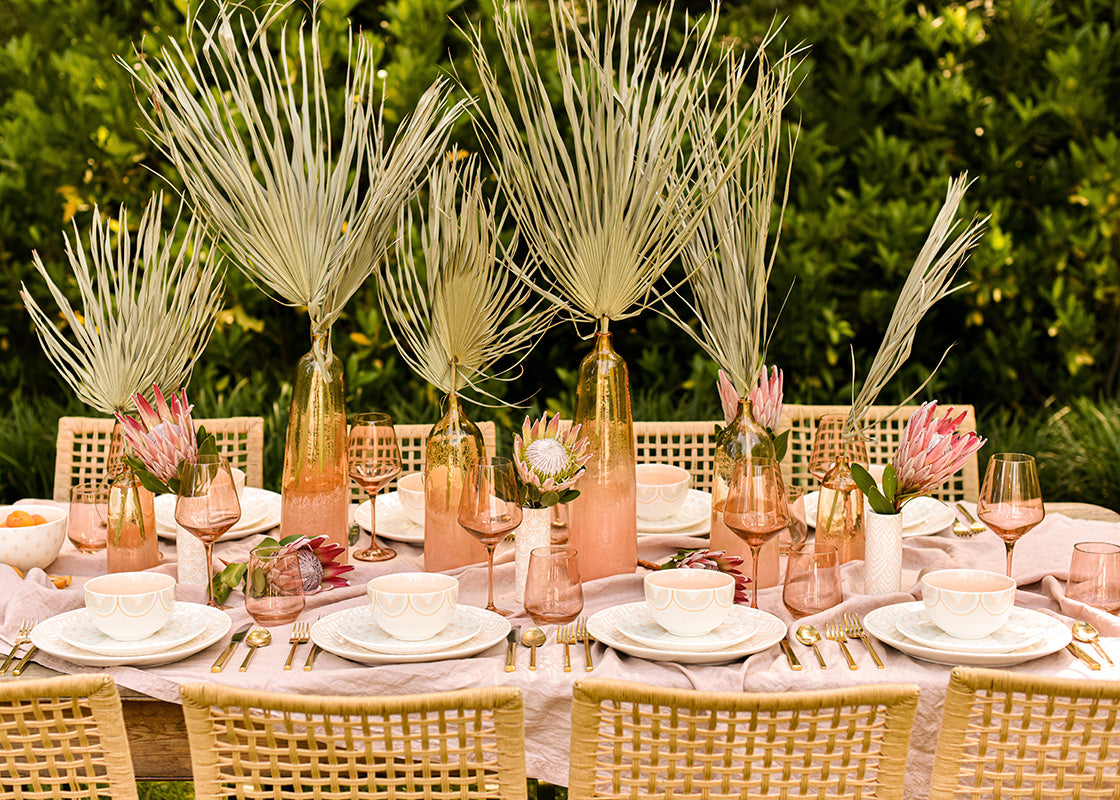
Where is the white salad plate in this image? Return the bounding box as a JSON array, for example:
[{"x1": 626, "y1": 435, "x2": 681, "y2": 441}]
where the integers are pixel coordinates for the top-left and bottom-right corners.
[
  {"x1": 31, "y1": 604, "x2": 231, "y2": 667},
  {"x1": 57, "y1": 603, "x2": 212, "y2": 657},
  {"x1": 335, "y1": 606, "x2": 483, "y2": 656},
  {"x1": 156, "y1": 487, "x2": 281, "y2": 540},
  {"x1": 310, "y1": 605, "x2": 509, "y2": 665},
  {"x1": 615, "y1": 603, "x2": 758, "y2": 653},
  {"x1": 893, "y1": 607, "x2": 1048, "y2": 654},
  {"x1": 637, "y1": 490, "x2": 712, "y2": 534},
  {"x1": 805, "y1": 494, "x2": 952, "y2": 538},
  {"x1": 862, "y1": 601, "x2": 1071, "y2": 667},
  {"x1": 355, "y1": 494, "x2": 424, "y2": 544},
  {"x1": 588, "y1": 602, "x2": 785, "y2": 664}
]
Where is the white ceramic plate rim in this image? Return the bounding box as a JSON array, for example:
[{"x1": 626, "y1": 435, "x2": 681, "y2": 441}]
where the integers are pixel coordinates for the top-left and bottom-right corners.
[
  {"x1": 894, "y1": 607, "x2": 1048, "y2": 654},
  {"x1": 805, "y1": 494, "x2": 952, "y2": 538},
  {"x1": 334, "y1": 606, "x2": 483, "y2": 655},
  {"x1": 636, "y1": 490, "x2": 712, "y2": 533},
  {"x1": 57, "y1": 604, "x2": 211, "y2": 656},
  {"x1": 310, "y1": 605, "x2": 509, "y2": 664},
  {"x1": 355, "y1": 494, "x2": 424, "y2": 544},
  {"x1": 862, "y1": 601, "x2": 1071, "y2": 667},
  {"x1": 587, "y1": 602, "x2": 786, "y2": 664},
  {"x1": 156, "y1": 488, "x2": 281, "y2": 541},
  {"x1": 615, "y1": 603, "x2": 758, "y2": 653},
  {"x1": 30, "y1": 605, "x2": 232, "y2": 667}
]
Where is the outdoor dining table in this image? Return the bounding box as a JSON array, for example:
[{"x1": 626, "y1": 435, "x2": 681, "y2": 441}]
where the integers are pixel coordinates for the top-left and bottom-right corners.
[{"x1": 2, "y1": 499, "x2": 1119, "y2": 800}]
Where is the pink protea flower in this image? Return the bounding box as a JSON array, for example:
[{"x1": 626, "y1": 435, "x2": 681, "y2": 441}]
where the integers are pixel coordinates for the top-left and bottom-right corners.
[
  {"x1": 513, "y1": 412, "x2": 593, "y2": 496},
  {"x1": 748, "y1": 365, "x2": 784, "y2": 431},
  {"x1": 717, "y1": 370, "x2": 740, "y2": 426},
  {"x1": 277, "y1": 534, "x2": 354, "y2": 592},
  {"x1": 674, "y1": 549, "x2": 751, "y2": 604},
  {"x1": 115, "y1": 385, "x2": 198, "y2": 484},
  {"x1": 893, "y1": 402, "x2": 986, "y2": 505}
]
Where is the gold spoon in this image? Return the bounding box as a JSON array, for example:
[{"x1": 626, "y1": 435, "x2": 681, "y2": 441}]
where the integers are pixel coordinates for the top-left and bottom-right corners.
[
  {"x1": 795, "y1": 624, "x2": 828, "y2": 669},
  {"x1": 522, "y1": 627, "x2": 546, "y2": 671},
  {"x1": 239, "y1": 628, "x2": 272, "y2": 672},
  {"x1": 1072, "y1": 621, "x2": 1114, "y2": 667}
]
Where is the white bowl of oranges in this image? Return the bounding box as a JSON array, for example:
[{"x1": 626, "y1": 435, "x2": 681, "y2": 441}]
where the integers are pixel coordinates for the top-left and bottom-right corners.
[{"x1": 0, "y1": 504, "x2": 68, "y2": 573}]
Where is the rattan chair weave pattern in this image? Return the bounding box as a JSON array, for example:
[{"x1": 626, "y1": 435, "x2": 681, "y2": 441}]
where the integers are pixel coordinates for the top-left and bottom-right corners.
[
  {"x1": 930, "y1": 667, "x2": 1120, "y2": 800},
  {"x1": 0, "y1": 675, "x2": 138, "y2": 800},
  {"x1": 53, "y1": 416, "x2": 265, "y2": 501},
  {"x1": 568, "y1": 679, "x2": 919, "y2": 800},
  {"x1": 181, "y1": 683, "x2": 526, "y2": 800},
  {"x1": 633, "y1": 422, "x2": 720, "y2": 493}
]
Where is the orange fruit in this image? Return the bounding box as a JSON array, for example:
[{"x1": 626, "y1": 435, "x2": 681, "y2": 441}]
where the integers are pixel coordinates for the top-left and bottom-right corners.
[
  {"x1": 31, "y1": 514, "x2": 46, "y2": 525},
  {"x1": 4, "y1": 510, "x2": 34, "y2": 528}
]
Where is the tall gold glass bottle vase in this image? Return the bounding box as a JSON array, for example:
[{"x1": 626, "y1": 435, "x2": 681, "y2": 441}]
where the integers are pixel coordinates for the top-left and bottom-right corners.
[
  {"x1": 709, "y1": 401, "x2": 780, "y2": 588},
  {"x1": 424, "y1": 391, "x2": 488, "y2": 572},
  {"x1": 568, "y1": 331, "x2": 637, "y2": 582},
  {"x1": 104, "y1": 424, "x2": 159, "y2": 573},
  {"x1": 279, "y1": 336, "x2": 349, "y2": 561}
]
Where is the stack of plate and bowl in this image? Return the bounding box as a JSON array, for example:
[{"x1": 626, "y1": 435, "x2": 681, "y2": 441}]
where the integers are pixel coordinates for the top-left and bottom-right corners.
[{"x1": 635, "y1": 464, "x2": 711, "y2": 539}]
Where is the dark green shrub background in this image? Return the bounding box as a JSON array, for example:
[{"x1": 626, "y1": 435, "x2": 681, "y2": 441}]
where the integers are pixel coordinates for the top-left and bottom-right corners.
[{"x1": 2, "y1": 0, "x2": 1118, "y2": 506}]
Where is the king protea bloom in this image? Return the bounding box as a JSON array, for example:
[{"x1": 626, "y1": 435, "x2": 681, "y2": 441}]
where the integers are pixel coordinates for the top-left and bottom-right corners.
[
  {"x1": 749, "y1": 366, "x2": 784, "y2": 431},
  {"x1": 674, "y1": 549, "x2": 751, "y2": 604},
  {"x1": 893, "y1": 402, "x2": 986, "y2": 505},
  {"x1": 513, "y1": 413, "x2": 592, "y2": 501},
  {"x1": 276, "y1": 535, "x2": 354, "y2": 592},
  {"x1": 717, "y1": 370, "x2": 740, "y2": 427},
  {"x1": 115, "y1": 385, "x2": 198, "y2": 485}
]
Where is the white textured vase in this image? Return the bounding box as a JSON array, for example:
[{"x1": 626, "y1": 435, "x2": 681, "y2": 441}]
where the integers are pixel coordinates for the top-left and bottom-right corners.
[
  {"x1": 175, "y1": 524, "x2": 209, "y2": 586},
  {"x1": 863, "y1": 508, "x2": 904, "y2": 594},
  {"x1": 514, "y1": 507, "x2": 552, "y2": 602}
]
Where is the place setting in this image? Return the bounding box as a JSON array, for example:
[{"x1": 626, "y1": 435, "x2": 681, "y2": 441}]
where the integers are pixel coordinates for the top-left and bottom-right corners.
[
  {"x1": 635, "y1": 463, "x2": 711, "y2": 538},
  {"x1": 30, "y1": 571, "x2": 232, "y2": 668}
]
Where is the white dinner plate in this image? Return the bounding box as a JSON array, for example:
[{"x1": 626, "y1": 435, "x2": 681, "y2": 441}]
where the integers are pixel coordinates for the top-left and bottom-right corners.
[
  {"x1": 57, "y1": 603, "x2": 212, "y2": 657},
  {"x1": 355, "y1": 494, "x2": 423, "y2": 544},
  {"x1": 310, "y1": 605, "x2": 509, "y2": 665},
  {"x1": 636, "y1": 490, "x2": 712, "y2": 533},
  {"x1": 335, "y1": 606, "x2": 483, "y2": 656},
  {"x1": 804, "y1": 494, "x2": 952, "y2": 538},
  {"x1": 155, "y1": 487, "x2": 281, "y2": 540},
  {"x1": 31, "y1": 605, "x2": 232, "y2": 667},
  {"x1": 588, "y1": 602, "x2": 786, "y2": 664},
  {"x1": 615, "y1": 603, "x2": 759, "y2": 653},
  {"x1": 893, "y1": 607, "x2": 1048, "y2": 654},
  {"x1": 862, "y1": 601, "x2": 1071, "y2": 667}
]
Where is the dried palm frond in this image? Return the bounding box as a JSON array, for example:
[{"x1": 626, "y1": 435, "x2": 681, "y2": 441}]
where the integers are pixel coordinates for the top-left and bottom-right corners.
[
  {"x1": 844, "y1": 174, "x2": 988, "y2": 438},
  {"x1": 661, "y1": 43, "x2": 802, "y2": 396},
  {"x1": 379, "y1": 154, "x2": 554, "y2": 403},
  {"x1": 468, "y1": 0, "x2": 759, "y2": 332},
  {"x1": 20, "y1": 194, "x2": 223, "y2": 414},
  {"x1": 123, "y1": 1, "x2": 464, "y2": 370}
]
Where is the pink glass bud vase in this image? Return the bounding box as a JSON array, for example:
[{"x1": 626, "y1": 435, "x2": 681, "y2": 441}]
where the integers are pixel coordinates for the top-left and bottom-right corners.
[{"x1": 424, "y1": 392, "x2": 488, "y2": 572}]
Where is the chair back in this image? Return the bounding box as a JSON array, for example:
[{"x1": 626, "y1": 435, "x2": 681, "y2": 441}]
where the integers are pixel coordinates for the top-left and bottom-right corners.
[
  {"x1": 180, "y1": 683, "x2": 526, "y2": 800},
  {"x1": 0, "y1": 674, "x2": 138, "y2": 800},
  {"x1": 568, "y1": 678, "x2": 920, "y2": 800},
  {"x1": 930, "y1": 666, "x2": 1120, "y2": 800},
  {"x1": 634, "y1": 421, "x2": 720, "y2": 492},
  {"x1": 53, "y1": 416, "x2": 264, "y2": 501},
  {"x1": 780, "y1": 403, "x2": 980, "y2": 501}
]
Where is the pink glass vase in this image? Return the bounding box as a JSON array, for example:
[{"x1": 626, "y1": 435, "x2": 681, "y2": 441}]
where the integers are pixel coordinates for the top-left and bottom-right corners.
[
  {"x1": 279, "y1": 337, "x2": 349, "y2": 562},
  {"x1": 106, "y1": 467, "x2": 159, "y2": 572},
  {"x1": 568, "y1": 332, "x2": 637, "y2": 582},
  {"x1": 816, "y1": 454, "x2": 866, "y2": 564},
  {"x1": 709, "y1": 400, "x2": 779, "y2": 589},
  {"x1": 424, "y1": 392, "x2": 488, "y2": 572}
]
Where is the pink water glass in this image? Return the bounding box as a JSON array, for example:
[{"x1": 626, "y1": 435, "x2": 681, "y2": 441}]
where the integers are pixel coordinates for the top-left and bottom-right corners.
[
  {"x1": 67, "y1": 481, "x2": 109, "y2": 553},
  {"x1": 783, "y1": 542, "x2": 843, "y2": 618},
  {"x1": 524, "y1": 545, "x2": 584, "y2": 626},
  {"x1": 245, "y1": 546, "x2": 306, "y2": 626},
  {"x1": 1067, "y1": 542, "x2": 1120, "y2": 612}
]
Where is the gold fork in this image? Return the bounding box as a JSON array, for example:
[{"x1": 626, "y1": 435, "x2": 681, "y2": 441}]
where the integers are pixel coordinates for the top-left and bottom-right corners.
[
  {"x1": 956, "y1": 503, "x2": 987, "y2": 536},
  {"x1": 284, "y1": 622, "x2": 311, "y2": 671},
  {"x1": 0, "y1": 619, "x2": 35, "y2": 674},
  {"x1": 575, "y1": 617, "x2": 594, "y2": 672},
  {"x1": 557, "y1": 623, "x2": 574, "y2": 673},
  {"x1": 825, "y1": 621, "x2": 858, "y2": 671},
  {"x1": 843, "y1": 613, "x2": 884, "y2": 669}
]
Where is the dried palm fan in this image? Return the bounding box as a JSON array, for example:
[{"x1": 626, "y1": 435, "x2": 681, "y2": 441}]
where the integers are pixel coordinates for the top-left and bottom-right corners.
[{"x1": 20, "y1": 194, "x2": 223, "y2": 415}]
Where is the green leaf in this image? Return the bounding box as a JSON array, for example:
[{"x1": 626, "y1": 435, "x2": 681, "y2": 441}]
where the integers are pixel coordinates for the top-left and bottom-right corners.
[
  {"x1": 882, "y1": 463, "x2": 898, "y2": 502},
  {"x1": 123, "y1": 455, "x2": 173, "y2": 495},
  {"x1": 540, "y1": 490, "x2": 561, "y2": 507},
  {"x1": 849, "y1": 463, "x2": 878, "y2": 496},
  {"x1": 772, "y1": 430, "x2": 790, "y2": 462}
]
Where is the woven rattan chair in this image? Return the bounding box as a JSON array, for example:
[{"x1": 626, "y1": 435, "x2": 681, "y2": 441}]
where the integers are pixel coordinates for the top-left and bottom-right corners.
[
  {"x1": 929, "y1": 667, "x2": 1120, "y2": 800},
  {"x1": 180, "y1": 683, "x2": 527, "y2": 800},
  {"x1": 0, "y1": 674, "x2": 138, "y2": 800},
  {"x1": 780, "y1": 403, "x2": 980, "y2": 501},
  {"x1": 568, "y1": 678, "x2": 920, "y2": 800},
  {"x1": 53, "y1": 416, "x2": 265, "y2": 501}
]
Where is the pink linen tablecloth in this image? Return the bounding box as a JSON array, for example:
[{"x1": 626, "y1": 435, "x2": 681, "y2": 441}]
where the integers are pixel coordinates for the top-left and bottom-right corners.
[{"x1": 2, "y1": 502, "x2": 1118, "y2": 798}]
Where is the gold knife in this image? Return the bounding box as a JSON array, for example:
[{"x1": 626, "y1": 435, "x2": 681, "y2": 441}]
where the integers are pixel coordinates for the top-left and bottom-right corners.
[
  {"x1": 1066, "y1": 642, "x2": 1101, "y2": 670},
  {"x1": 779, "y1": 639, "x2": 803, "y2": 671},
  {"x1": 212, "y1": 623, "x2": 252, "y2": 673}
]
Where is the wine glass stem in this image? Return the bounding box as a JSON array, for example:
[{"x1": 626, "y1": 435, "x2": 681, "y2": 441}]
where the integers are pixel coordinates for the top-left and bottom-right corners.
[
  {"x1": 485, "y1": 544, "x2": 498, "y2": 612},
  {"x1": 750, "y1": 544, "x2": 762, "y2": 609},
  {"x1": 1005, "y1": 541, "x2": 1015, "y2": 578},
  {"x1": 204, "y1": 540, "x2": 216, "y2": 608},
  {"x1": 367, "y1": 491, "x2": 382, "y2": 553}
]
